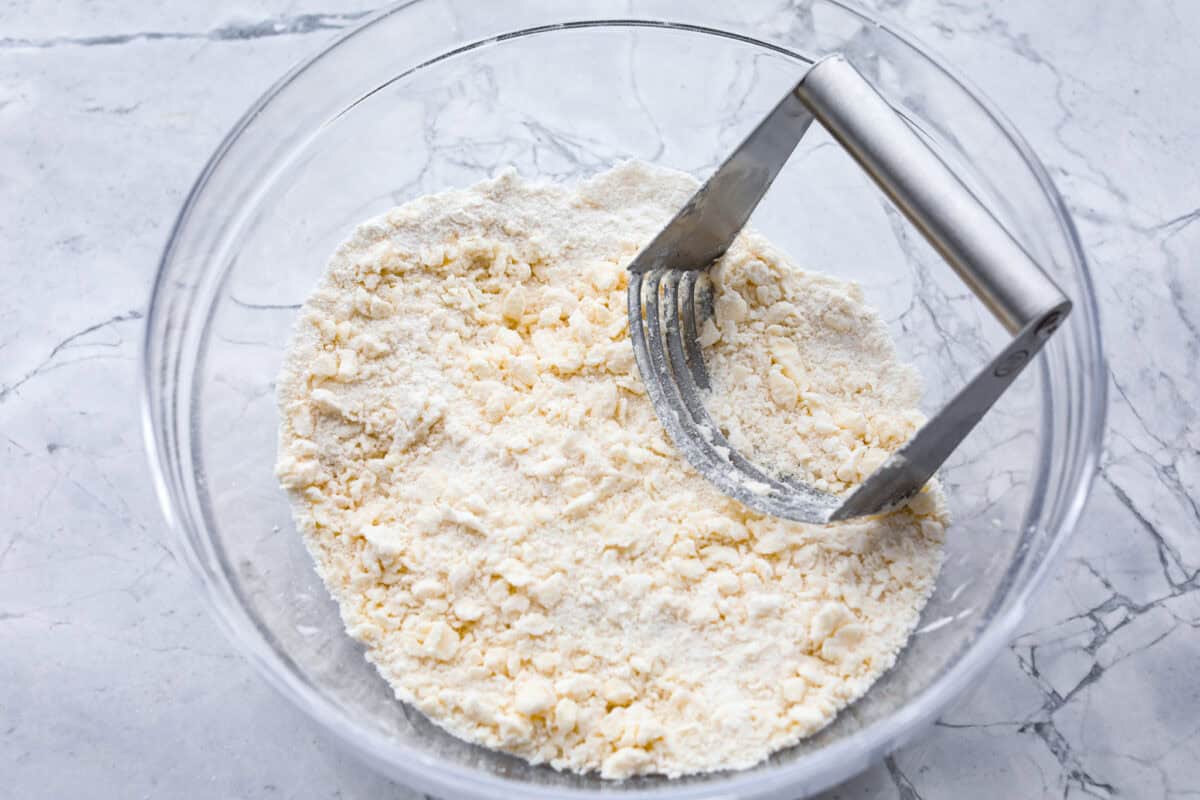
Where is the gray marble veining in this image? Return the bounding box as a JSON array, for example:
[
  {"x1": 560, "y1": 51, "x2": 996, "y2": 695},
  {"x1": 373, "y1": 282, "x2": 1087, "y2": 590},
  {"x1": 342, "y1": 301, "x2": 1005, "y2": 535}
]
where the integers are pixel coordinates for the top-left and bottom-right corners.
[{"x1": 2, "y1": 1, "x2": 1197, "y2": 797}]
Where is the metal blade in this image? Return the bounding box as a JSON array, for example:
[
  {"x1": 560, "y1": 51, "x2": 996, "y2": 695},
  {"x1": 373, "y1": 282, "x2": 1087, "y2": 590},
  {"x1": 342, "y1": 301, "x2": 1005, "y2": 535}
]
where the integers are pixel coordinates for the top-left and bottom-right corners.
[{"x1": 627, "y1": 87, "x2": 815, "y2": 274}]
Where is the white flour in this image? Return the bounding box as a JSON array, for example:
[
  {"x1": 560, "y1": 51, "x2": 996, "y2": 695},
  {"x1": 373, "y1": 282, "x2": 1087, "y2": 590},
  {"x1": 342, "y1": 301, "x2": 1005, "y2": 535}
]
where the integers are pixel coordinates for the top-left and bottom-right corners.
[{"x1": 275, "y1": 162, "x2": 947, "y2": 778}]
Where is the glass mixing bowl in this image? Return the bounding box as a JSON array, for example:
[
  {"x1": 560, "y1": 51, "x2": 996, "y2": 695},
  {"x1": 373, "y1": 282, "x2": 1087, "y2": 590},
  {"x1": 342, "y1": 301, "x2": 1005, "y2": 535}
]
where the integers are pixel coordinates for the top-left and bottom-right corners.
[{"x1": 143, "y1": 2, "x2": 1106, "y2": 798}]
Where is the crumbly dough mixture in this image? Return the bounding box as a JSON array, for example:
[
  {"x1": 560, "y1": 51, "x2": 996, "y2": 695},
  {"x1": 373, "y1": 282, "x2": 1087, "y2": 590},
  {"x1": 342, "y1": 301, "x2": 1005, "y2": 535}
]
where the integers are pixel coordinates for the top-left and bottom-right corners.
[{"x1": 275, "y1": 162, "x2": 948, "y2": 779}]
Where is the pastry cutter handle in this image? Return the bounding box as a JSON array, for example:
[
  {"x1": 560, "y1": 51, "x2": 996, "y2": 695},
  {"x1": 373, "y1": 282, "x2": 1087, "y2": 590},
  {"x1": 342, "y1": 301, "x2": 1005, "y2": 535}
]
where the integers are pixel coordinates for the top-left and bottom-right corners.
[
  {"x1": 794, "y1": 55, "x2": 1072, "y2": 520},
  {"x1": 796, "y1": 54, "x2": 1070, "y2": 335}
]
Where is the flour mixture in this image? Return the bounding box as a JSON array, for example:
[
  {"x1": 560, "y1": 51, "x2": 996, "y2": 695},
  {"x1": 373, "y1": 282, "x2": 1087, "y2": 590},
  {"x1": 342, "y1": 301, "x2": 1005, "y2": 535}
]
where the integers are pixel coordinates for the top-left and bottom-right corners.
[{"x1": 274, "y1": 162, "x2": 948, "y2": 778}]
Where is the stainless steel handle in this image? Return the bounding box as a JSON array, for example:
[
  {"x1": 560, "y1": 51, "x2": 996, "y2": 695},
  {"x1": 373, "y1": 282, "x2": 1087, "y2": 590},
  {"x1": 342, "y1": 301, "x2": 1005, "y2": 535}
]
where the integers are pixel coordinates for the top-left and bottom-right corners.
[
  {"x1": 795, "y1": 55, "x2": 1069, "y2": 334},
  {"x1": 792, "y1": 55, "x2": 1072, "y2": 519}
]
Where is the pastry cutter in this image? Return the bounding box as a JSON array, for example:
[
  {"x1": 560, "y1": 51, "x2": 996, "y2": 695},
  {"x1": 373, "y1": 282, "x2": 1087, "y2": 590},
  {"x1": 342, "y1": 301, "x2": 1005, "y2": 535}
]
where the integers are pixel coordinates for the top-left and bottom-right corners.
[{"x1": 626, "y1": 54, "x2": 1070, "y2": 523}]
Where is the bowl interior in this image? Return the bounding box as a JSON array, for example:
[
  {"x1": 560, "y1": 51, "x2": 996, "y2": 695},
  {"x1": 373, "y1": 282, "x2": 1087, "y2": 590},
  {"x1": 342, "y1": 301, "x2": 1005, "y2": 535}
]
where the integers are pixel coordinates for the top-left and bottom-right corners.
[{"x1": 170, "y1": 16, "x2": 1095, "y2": 800}]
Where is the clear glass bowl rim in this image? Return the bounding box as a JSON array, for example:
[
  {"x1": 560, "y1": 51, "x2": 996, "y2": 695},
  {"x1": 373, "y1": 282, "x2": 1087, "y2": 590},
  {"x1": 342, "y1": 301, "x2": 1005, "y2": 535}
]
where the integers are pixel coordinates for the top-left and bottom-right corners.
[{"x1": 142, "y1": 4, "x2": 1108, "y2": 798}]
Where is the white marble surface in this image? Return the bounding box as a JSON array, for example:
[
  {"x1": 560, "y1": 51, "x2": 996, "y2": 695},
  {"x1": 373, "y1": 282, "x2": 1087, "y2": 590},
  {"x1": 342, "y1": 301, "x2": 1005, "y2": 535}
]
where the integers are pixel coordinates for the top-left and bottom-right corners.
[{"x1": 2, "y1": 1, "x2": 1198, "y2": 797}]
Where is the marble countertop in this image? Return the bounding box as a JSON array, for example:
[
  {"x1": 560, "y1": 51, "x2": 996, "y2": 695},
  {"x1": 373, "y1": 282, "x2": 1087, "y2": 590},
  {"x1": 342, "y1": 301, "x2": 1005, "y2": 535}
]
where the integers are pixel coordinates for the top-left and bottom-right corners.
[{"x1": 3, "y1": 1, "x2": 1197, "y2": 797}]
